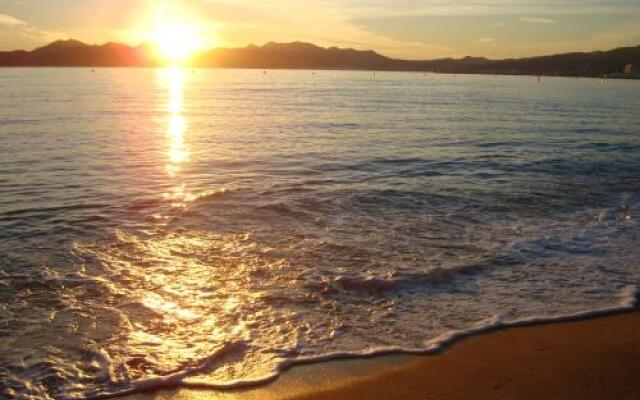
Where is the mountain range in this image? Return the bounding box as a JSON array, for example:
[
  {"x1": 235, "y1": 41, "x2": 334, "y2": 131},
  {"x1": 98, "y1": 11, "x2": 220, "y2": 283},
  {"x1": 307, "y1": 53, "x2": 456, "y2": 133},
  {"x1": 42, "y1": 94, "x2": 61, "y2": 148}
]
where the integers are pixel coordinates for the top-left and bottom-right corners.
[{"x1": 1, "y1": 39, "x2": 639, "y2": 78}]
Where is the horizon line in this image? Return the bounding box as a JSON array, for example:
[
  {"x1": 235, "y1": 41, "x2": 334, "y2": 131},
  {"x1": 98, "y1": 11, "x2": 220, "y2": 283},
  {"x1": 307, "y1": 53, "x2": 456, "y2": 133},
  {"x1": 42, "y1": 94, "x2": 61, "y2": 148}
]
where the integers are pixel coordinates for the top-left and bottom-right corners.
[{"x1": 3, "y1": 38, "x2": 640, "y2": 63}]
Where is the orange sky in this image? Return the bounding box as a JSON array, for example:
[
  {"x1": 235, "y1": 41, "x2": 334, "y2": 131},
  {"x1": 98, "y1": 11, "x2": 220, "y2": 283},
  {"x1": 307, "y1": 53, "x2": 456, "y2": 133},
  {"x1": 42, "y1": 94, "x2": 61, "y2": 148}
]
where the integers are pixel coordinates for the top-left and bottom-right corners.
[{"x1": 0, "y1": 0, "x2": 639, "y2": 58}]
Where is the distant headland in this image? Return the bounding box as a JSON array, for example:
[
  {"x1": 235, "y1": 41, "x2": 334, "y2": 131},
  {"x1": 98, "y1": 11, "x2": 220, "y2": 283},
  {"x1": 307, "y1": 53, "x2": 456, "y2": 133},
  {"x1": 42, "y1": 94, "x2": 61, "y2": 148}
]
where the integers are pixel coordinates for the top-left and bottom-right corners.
[{"x1": 1, "y1": 40, "x2": 639, "y2": 78}]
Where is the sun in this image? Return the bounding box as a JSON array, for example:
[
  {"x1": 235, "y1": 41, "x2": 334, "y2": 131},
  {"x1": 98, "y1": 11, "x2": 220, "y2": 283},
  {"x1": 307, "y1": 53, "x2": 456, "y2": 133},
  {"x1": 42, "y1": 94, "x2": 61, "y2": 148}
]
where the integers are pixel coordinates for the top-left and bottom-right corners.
[
  {"x1": 151, "y1": 8, "x2": 205, "y2": 64},
  {"x1": 153, "y1": 23, "x2": 203, "y2": 64}
]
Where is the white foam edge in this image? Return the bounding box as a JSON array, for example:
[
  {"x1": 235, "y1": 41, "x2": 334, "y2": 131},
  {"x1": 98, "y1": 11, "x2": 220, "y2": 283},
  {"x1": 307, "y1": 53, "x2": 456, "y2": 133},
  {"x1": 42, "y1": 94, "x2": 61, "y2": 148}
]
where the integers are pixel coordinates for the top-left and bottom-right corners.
[{"x1": 81, "y1": 284, "x2": 639, "y2": 400}]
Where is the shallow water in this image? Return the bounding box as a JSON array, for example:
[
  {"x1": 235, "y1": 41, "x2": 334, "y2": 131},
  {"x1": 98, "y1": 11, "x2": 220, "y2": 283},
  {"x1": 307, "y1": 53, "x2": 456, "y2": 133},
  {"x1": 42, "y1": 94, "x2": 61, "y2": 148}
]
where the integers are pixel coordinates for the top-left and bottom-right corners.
[{"x1": 1, "y1": 68, "x2": 639, "y2": 399}]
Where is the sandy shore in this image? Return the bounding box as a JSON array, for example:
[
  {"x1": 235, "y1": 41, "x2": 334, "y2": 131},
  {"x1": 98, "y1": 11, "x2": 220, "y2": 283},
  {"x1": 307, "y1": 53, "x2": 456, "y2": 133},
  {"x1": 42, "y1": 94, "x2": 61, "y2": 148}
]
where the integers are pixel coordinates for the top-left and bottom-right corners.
[{"x1": 124, "y1": 310, "x2": 640, "y2": 400}]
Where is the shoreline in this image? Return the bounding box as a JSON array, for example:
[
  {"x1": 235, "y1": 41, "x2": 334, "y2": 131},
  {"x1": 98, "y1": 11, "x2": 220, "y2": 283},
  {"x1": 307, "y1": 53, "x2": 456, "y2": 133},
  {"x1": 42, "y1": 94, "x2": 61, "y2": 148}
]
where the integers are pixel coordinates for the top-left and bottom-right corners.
[{"x1": 122, "y1": 306, "x2": 640, "y2": 400}]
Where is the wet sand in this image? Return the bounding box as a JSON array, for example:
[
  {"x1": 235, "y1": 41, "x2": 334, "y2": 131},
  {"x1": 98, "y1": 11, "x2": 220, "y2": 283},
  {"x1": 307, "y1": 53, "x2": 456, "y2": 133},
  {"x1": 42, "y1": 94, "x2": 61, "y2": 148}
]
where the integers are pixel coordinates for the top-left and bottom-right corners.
[{"x1": 125, "y1": 310, "x2": 640, "y2": 400}]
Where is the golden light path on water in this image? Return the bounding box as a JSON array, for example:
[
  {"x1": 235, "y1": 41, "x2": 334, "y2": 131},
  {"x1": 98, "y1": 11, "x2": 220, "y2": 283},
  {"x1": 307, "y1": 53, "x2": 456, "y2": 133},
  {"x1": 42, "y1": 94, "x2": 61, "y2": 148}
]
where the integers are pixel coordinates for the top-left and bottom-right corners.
[
  {"x1": 72, "y1": 67, "x2": 358, "y2": 391},
  {"x1": 100, "y1": 67, "x2": 284, "y2": 385},
  {"x1": 118, "y1": 68, "x2": 205, "y2": 368},
  {"x1": 163, "y1": 67, "x2": 190, "y2": 208}
]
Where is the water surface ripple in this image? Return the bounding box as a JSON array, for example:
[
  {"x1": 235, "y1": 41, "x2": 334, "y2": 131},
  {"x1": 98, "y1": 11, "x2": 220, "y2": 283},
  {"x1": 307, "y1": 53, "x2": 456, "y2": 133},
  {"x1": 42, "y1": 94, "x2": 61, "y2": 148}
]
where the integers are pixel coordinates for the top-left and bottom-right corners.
[{"x1": 1, "y1": 68, "x2": 639, "y2": 399}]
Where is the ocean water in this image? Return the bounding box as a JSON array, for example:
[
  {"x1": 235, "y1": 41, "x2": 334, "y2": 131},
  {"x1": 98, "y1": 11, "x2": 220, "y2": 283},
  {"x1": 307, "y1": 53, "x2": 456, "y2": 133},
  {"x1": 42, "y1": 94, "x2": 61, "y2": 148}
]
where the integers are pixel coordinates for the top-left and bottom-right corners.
[{"x1": 1, "y1": 68, "x2": 639, "y2": 399}]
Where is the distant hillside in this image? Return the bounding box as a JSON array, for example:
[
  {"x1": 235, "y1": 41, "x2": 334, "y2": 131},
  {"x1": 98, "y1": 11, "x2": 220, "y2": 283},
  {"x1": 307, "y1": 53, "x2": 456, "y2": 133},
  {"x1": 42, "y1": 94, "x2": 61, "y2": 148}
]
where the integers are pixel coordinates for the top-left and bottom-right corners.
[
  {"x1": 0, "y1": 40, "x2": 151, "y2": 67},
  {"x1": 199, "y1": 42, "x2": 393, "y2": 70},
  {"x1": 1, "y1": 39, "x2": 639, "y2": 78},
  {"x1": 406, "y1": 46, "x2": 640, "y2": 77}
]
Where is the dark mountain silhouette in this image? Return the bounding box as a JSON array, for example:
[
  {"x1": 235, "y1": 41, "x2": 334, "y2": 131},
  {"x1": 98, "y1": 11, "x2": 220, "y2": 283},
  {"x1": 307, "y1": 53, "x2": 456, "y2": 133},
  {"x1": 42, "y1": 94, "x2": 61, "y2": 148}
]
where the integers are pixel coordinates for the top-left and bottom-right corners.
[
  {"x1": 200, "y1": 42, "x2": 392, "y2": 70},
  {"x1": 0, "y1": 40, "x2": 151, "y2": 67},
  {"x1": 1, "y1": 39, "x2": 639, "y2": 78}
]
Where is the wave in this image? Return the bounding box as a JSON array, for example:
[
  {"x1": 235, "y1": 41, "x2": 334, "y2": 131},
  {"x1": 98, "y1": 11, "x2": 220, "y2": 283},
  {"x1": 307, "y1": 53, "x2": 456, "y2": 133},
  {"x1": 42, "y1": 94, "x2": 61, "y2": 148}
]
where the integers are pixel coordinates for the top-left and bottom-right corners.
[
  {"x1": 331, "y1": 263, "x2": 484, "y2": 293},
  {"x1": 79, "y1": 285, "x2": 639, "y2": 400},
  {"x1": 0, "y1": 204, "x2": 108, "y2": 218}
]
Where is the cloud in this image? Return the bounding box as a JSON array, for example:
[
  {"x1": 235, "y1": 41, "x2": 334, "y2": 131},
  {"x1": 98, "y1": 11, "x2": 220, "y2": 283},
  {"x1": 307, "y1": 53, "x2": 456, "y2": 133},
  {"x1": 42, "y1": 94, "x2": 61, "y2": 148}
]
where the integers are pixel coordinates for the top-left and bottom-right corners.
[
  {"x1": 0, "y1": 13, "x2": 64, "y2": 50},
  {"x1": 316, "y1": 0, "x2": 639, "y2": 17},
  {"x1": 517, "y1": 17, "x2": 557, "y2": 24},
  {"x1": 0, "y1": 13, "x2": 26, "y2": 26},
  {"x1": 190, "y1": 0, "x2": 453, "y2": 58},
  {"x1": 478, "y1": 37, "x2": 496, "y2": 43}
]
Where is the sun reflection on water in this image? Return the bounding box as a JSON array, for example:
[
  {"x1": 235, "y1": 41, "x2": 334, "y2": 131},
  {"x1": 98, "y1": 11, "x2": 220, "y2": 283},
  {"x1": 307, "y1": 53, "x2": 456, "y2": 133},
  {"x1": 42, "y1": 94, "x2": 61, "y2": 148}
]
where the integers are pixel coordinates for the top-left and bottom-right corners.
[
  {"x1": 142, "y1": 292, "x2": 199, "y2": 321},
  {"x1": 87, "y1": 67, "x2": 306, "y2": 384},
  {"x1": 159, "y1": 67, "x2": 191, "y2": 208},
  {"x1": 75, "y1": 228, "x2": 307, "y2": 382}
]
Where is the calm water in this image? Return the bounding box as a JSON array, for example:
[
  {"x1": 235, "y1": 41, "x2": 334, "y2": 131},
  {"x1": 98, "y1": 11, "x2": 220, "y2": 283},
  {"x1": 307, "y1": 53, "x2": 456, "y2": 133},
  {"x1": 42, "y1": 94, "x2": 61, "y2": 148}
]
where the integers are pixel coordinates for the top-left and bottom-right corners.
[{"x1": 1, "y1": 68, "x2": 639, "y2": 399}]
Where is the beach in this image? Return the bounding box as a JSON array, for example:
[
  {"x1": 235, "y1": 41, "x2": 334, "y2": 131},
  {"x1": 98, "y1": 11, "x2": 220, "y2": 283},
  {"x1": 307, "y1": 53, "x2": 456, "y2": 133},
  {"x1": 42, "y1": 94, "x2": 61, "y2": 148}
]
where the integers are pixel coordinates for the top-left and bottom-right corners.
[{"x1": 123, "y1": 310, "x2": 640, "y2": 400}]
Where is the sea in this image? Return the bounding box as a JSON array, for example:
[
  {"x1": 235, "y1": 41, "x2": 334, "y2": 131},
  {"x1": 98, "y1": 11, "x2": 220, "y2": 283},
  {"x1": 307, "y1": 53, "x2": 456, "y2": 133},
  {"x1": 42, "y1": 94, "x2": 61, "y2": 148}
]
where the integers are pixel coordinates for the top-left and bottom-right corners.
[{"x1": 1, "y1": 68, "x2": 639, "y2": 399}]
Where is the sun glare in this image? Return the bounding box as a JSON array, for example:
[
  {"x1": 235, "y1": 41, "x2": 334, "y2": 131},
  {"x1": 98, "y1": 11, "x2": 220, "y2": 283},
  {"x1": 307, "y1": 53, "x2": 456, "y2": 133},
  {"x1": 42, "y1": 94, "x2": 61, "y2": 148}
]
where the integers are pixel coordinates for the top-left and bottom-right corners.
[
  {"x1": 151, "y1": 7, "x2": 205, "y2": 65},
  {"x1": 153, "y1": 24, "x2": 202, "y2": 64}
]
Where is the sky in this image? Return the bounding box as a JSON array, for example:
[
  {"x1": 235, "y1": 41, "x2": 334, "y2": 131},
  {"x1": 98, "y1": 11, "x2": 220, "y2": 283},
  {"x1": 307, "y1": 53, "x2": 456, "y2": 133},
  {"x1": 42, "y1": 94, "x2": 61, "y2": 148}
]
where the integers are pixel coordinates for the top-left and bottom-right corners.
[{"x1": 0, "y1": 0, "x2": 639, "y2": 59}]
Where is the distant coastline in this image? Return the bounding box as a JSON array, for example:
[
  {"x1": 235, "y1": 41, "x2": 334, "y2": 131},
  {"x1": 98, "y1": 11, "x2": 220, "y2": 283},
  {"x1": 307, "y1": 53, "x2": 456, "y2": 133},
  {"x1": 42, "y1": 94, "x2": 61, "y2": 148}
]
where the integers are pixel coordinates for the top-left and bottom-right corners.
[{"x1": 0, "y1": 40, "x2": 639, "y2": 79}]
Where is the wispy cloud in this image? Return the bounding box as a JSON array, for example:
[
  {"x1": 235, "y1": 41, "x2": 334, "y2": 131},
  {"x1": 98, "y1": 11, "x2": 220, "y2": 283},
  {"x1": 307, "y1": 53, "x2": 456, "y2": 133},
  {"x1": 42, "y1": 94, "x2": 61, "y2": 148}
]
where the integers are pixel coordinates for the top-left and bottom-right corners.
[
  {"x1": 518, "y1": 17, "x2": 557, "y2": 24},
  {"x1": 478, "y1": 37, "x2": 496, "y2": 43},
  {"x1": 0, "y1": 13, "x2": 63, "y2": 50},
  {"x1": 0, "y1": 13, "x2": 26, "y2": 26},
  {"x1": 317, "y1": 0, "x2": 638, "y2": 17}
]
